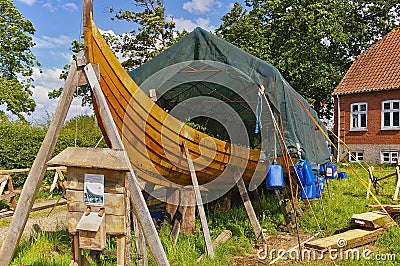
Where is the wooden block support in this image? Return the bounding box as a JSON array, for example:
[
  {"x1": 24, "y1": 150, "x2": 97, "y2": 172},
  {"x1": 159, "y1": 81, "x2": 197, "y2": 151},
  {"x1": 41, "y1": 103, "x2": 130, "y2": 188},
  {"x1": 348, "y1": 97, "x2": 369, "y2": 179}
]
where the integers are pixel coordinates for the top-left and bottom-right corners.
[
  {"x1": 171, "y1": 190, "x2": 189, "y2": 243},
  {"x1": 181, "y1": 189, "x2": 196, "y2": 233}
]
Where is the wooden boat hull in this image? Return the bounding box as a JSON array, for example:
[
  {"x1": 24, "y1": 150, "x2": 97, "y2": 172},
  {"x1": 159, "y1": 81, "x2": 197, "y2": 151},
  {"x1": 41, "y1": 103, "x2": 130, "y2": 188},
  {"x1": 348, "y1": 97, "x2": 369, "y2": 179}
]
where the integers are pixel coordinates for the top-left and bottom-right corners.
[{"x1": 84, "y1": 14, "x2": 266, "y2": 188}]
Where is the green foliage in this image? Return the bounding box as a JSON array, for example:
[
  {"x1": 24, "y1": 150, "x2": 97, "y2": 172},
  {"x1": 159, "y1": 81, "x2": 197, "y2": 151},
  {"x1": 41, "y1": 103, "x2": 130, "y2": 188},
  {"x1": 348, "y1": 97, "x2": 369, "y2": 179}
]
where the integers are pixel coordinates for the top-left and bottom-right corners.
[
  {"x1": 48, "y1": 40, "x2": 93, "y2": 106},
  {"x1": 0, "y1": 0, "x2": 40, "y2": 121},
  {"x1": 109, "y1": 0, "x2": 187, "y2": 71},
  {"x1": 217, "y1": 0, "x2": 400, "y2": 119},
  {"x1": 12, "y1": 230, "x2": 71, "y2": 265},
  {"x1": 0, "y1": 115, "x2": 106, "y2": 188}
]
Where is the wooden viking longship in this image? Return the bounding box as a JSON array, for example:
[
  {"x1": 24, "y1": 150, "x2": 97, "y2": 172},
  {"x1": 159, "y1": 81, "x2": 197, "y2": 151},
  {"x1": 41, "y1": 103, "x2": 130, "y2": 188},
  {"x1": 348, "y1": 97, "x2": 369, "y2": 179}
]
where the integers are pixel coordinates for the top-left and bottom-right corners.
[{"x1": 83, "y1": 1, "x2": 266, "y2": 188}]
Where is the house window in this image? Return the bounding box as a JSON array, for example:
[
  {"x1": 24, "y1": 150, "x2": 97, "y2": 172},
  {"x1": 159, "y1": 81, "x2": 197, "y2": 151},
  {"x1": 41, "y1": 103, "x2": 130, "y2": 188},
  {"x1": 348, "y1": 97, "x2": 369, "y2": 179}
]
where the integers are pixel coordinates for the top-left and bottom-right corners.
[
  {"x1": 381, "y1": 151, "x2": 398, "y2": 164},
  {"x1": 350, "y1": 102, "x2": 367, "y2": 130},
  {"x1": 349, "y1": 151, "x2": 364, "y2": 162},
  {"x1": 382, "y1": 100, "x2": 400, "y2": 129}
]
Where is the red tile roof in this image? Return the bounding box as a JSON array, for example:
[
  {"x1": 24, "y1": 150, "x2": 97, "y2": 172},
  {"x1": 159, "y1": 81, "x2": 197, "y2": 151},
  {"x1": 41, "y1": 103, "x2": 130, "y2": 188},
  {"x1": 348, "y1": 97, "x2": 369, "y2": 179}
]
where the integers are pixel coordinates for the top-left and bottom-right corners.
[{"x1": 333, "y1": 28, "x2": 400, "y2": 95}]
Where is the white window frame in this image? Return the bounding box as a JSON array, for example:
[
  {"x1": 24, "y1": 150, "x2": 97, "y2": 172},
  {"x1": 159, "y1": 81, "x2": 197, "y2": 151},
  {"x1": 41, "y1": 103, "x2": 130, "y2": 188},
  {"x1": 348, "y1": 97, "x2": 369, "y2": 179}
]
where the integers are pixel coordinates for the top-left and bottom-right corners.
[
  {"x1": 381, "y1": 151, "x2": 399, "y2": 164},
  {"x1": 349, "y1": 151, "x2": 364, "y2": 162},
  {"x1": 350, "y1": 102, "x2": 368, "y2": 130},
  {"x1": 382, "y1": 100, "x2": 400, "y2": 129}
]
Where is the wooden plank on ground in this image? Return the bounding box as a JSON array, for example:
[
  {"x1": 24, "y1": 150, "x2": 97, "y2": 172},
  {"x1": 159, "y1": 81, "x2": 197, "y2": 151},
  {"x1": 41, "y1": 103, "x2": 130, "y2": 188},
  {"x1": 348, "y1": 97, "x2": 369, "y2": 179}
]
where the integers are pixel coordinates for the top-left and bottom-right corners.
[
  {"x1": 305, "y1": 228, "x2": 385, "y2": 250},
  {"x1": 196, "y1": 230, "x2": 232, "y2": 262},
  {"x1": 351, "y1": 211, "x2": 394, "y2": 229},
  {"x1": 368, "y1": 204, "x2": 400, "y2": 214}
]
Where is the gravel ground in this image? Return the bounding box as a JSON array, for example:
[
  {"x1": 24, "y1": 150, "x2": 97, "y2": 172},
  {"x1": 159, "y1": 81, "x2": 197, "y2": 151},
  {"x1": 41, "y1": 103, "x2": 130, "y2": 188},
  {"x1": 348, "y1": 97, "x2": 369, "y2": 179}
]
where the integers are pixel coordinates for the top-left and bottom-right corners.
[{"x1": 0, "y1": 206, "x2": 68, "y2": 246}]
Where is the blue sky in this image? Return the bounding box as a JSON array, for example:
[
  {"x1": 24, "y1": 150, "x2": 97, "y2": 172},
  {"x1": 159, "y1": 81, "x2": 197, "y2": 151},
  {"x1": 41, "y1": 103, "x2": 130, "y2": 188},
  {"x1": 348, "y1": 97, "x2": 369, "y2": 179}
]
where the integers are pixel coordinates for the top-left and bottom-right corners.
[{"x1": 12, "y1": 0, "x2": 244, "y2": 122}]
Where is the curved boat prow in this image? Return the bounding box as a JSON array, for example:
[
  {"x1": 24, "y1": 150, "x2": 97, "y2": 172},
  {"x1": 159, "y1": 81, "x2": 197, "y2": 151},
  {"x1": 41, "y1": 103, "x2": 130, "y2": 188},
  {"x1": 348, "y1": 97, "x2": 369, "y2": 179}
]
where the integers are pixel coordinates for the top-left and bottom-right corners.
[{"x1": 82, "y1": 0, "x2": 266, "y2": 189}]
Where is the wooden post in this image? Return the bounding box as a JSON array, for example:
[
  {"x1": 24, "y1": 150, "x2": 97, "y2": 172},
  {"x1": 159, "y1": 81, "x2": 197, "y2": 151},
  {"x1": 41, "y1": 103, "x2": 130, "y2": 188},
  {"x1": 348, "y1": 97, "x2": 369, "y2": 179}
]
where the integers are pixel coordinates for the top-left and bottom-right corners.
[
  {"x1": 170, "y1": 191, "x2": 189, "y2": 243},
  {"x1": 85, "y1": 63, "x2": 169, "y2": 265},
  {"x1": 132, "y1": 212, "x2": 148, "y2": 266},
  {"x1": 275, "y1": 190, "x2": 293, "y2": 232},
  {"x1": 181, "y1": 189, "x2": 196, "y2": 233},
  {"x1": 72, "y1": 234, "x2": 83, "y2": 265},
  {"x1": 367, "y1": 166, "x2": 374, "y2": 200},
  {"x1": 124, "y1": 174, "x2": 131, "y2": 266},
  {"x1": 183, "y1": 142, "x2": 214, "y2": 258},
  {"x1": 0, "y1": 57, "x2": 80, "y2": 266},
  {"x1": 165, "y1": 188, "x2": 180, "y2": 220},
  {"x1": 393, "y1": 163, "x2": 400, "y2": 201},
  {"x1": 235, "y1": 169, "x2": 266, "y2": 243}
]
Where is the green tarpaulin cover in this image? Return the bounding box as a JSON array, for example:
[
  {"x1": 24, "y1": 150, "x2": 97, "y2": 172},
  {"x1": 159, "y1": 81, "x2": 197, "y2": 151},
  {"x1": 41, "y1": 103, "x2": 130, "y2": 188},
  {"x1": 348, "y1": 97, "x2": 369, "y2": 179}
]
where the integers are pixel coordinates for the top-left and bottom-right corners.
[{"x1": 129, "y1": 27, "x2": 330, "y2": 169}]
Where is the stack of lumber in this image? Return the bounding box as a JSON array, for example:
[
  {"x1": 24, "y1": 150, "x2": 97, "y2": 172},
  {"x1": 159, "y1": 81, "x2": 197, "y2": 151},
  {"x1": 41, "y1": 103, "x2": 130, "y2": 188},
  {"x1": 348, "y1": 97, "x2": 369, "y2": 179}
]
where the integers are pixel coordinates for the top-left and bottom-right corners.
[{"x1": 305, "y1": 211, "x2": 395, "y2": 250}]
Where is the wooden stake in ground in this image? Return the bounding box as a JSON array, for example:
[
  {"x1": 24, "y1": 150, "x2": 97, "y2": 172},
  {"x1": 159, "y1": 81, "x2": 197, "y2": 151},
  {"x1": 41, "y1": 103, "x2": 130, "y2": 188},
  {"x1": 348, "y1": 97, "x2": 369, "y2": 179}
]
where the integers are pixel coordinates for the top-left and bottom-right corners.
[
  {"x1": 235, "y1": 168, "x2": 267, "y2": 243},
  {"x1": 0, "y1": 56, "x2": 81, "y2": 266},
  {"x1": 183, "y1": 142, "x2": 214, "y2": 258}
]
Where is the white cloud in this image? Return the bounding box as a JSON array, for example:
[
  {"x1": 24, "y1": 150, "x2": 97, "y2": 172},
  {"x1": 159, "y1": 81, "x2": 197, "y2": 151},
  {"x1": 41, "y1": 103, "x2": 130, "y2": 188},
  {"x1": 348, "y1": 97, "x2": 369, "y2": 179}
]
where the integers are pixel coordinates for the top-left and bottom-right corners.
[
  {"x1": 28, "y1": 67, "x2": 93, "y2": 123},
  {"x1": 17, "y1": 0, "x2": 38, "y2": 5},
  {"x1": 183, "y1": 0, "x2": 216, "y2": 14},
  {"x1": 62, "y1": 2, "x2": 78, "y2": 12},
  {"x1": 173, "y1": 17, "x2": 216, "y2": 33},
  {"x1": 33, "y1": 35, "x2": 72, "y2": 48},
  {"x1": 42, "y1": 2, "x2": 56, "y2": 12}
]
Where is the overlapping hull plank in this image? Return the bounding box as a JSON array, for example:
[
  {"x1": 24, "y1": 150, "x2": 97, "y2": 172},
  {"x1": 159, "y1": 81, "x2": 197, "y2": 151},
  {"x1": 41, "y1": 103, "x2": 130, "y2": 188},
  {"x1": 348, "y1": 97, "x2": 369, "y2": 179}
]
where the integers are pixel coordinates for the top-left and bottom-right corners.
[{"x1": 84, "y1": 19, "x2": 265, "y2": 186}]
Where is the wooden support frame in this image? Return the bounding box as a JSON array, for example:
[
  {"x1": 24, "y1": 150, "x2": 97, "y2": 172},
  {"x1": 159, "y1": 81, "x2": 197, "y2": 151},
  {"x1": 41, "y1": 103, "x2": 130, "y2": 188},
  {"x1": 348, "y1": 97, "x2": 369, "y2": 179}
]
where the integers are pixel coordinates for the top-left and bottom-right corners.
[
  {"x1": 183, "y1": 142, "x2": 214, "y2": 258},
  {"x1": 366, "y1": 164, "x2": 400, "y2": 201},
  {"x1": 0, "y1": 55, "x2": 81, "y2": 266},
  {"x1": 0, "y1": 56, "x2": 169, "y2": 266}
]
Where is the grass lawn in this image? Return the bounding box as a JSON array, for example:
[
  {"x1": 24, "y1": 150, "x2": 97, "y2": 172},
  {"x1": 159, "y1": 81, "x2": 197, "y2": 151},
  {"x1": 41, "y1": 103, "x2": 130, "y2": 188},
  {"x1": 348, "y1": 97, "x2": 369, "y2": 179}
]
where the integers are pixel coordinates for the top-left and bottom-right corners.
[{"x1": 8, "y1": 163, "x2": 400, "y2": 265}]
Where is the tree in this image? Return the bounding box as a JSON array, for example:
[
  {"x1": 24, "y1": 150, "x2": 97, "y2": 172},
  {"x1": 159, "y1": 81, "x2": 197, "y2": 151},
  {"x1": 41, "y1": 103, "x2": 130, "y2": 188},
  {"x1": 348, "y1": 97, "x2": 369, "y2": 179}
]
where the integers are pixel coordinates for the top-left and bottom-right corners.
[
  {"x1": 217, "y1": 0, "x2": 400, "y2": 119},
  {"x1": 0, "y1": 0, "x2": 39, "y2": 121},
  {"x1": 50, "y1": 0, "x2": 186, "y2": 104},
  {"x1": 109, "y1": 0, "x2": 186, "y2": 71}
]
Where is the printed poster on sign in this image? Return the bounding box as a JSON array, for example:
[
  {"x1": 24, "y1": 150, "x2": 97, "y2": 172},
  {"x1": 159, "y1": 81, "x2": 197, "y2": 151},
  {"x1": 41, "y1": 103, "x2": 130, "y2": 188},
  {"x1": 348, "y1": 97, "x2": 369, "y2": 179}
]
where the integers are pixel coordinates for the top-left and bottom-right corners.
[{"x1": 84, "y1": 174, "x2": 104, "y2": 206}]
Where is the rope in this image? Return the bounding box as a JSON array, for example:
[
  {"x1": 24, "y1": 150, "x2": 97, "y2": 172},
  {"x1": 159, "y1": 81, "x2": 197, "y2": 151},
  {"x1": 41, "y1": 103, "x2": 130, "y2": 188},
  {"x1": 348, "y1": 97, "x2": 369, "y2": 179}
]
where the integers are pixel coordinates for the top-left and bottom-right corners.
[
  {"x1": 259, "y1": 84, "x2": 323, "y2": 233},
  {"x1": 281, "y1": 80, "x2": 398, "y2": 226}
]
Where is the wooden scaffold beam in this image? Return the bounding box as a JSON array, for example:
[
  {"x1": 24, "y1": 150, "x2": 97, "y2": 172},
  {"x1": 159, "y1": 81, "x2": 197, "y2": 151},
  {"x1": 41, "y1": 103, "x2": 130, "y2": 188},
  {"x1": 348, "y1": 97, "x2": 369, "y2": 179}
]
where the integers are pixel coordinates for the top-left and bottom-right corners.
[{"x1": 0, "y1": 54, "x2": 82, "y2": 266}]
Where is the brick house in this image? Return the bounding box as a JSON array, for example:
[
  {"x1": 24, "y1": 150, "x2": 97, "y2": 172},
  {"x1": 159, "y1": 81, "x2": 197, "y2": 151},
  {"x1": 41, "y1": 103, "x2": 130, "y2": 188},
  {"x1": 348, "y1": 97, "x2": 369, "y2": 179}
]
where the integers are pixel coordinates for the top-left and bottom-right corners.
[{"x1": 332, "y1": 28, "x2": 400, "y2": 164}]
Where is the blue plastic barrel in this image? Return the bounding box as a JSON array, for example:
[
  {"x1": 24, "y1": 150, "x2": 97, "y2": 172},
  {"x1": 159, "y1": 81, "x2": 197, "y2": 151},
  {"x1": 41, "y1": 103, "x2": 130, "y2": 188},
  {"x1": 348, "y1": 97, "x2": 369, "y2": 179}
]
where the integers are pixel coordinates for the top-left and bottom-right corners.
[
  {"x1": 302, "y1": 161, "x2": 315, "y2": 186},
  {"x1": 266, "y1": 163, "x2": 284, "y2": 190},
  {"x1": 325, "y1": 164, "x2": 337, "y2": 179},
  {"x1": 338, "y1": 171, "x2": 347, "y2": 179},
  {"x1": 301, "y1": 185, "x2": 315, "y2": 199},
  {"x1": 314, "y1": 182, "x2": 322, "y2": 198},
  {"x1": 294, "y1": 160, "x2": 315, "y2": 186}
]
